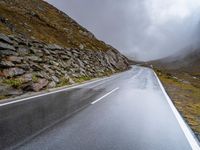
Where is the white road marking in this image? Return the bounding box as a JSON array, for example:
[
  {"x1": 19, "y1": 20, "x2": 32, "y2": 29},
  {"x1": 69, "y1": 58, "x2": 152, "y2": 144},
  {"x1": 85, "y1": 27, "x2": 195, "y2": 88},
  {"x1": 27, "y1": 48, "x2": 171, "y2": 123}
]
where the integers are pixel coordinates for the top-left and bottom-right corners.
[
  {"x1": 91, "y1": 87, "x2": 119, "y2": 105},
  {"x1": 0, "y1": 76, "x2": 118, "y2": 107},
  {"x1": 154, "y1": 72, "x2": 200, "y2": 150},
  {"x1": 0, "y1": 66, "x2": 131, "y2": 107}
]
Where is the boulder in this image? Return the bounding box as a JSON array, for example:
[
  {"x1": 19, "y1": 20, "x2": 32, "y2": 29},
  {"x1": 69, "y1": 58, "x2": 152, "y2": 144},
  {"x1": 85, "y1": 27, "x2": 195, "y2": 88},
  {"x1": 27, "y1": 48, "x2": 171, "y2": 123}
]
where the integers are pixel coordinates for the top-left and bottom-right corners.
[
  {"x1": 77, "y1": 59, "x2": 85, "y2": 68},
  {"x1": 46, "y1": 44, "x2": 62, "y2": 50},
  {"x1": 0, "y1": 50, "x2": 18, "y2": 56},
  {"x1": 47, "y1": 81, "x2": 56, "y2": 88},
  {"x1": 52, "y1": 75, "x2": 59, "y2": 83},
  {"x1": 66, "y1": 59, "x2": 74, "y2": 67},
  {"x1": 17, "y1": 47, "x2": 30, "y2": 55},
  {"x1": 16, "y1": 63, "x2": 30, "y2": 70},
  {"x1": 43, "y1": 48, "x2": 50, "y2": 55},
  {"x1": 72, "y1": 49, "x2": 79, "y2": 54},
  {"x1": 64, "y1": 74, "x2": 75, "y2": 84},
  {"x1": 7, "y1": 56, "x2": 23, "y2": 63},
  {"x1": 3, "y1": 67, "x2": 25, "y2": 78},
  {"x1": 19, "y1": 73, "x2": 33, "y2": 83},
  {"x1": 0, "y1": 60, "x2": 14, "y2": 68},
  {"x1": 0, "y1": 71, "x2": 4, "y2": 77},
  {"x1": 28, "y1": 56, "x2": 42, "y2": 62},
  {"x1": 36, "y1": 72, "x2": 51, "y2": 80},
  {"x1": 0, "y1": 33, "x2": 13, "y2": 44},
  {"x1": 50, "y1": 60, "x2": 59, "y2": 66},
  {"x1": 32, "y1": 79, "x2": 48, "y2": 91},
  {"x1": 30, "y1": 62, "x2": 43, "y2": 71},
  {"x1": 61, "y1": 55, "x2": 70, "y2": 60},
  {"x1": 59, "y1": 61, "x2": 68, "y2": 68},
  {"x1": 30, "y1": 47, "x2": 43, "y2": 54},
  {"x1": 65, "y1": 50, "x2": 72, "y2": 57},
  {"x1": 0, "y1": 41, "x2": 15, "y2": 50},
  {"x1": 55, "y1": 70, "x2": 62, "y2": 76},
  {"x1": 0, "y1": 84, "x2": 23, "y2": 96},
  {"x1": 43, "y1": 64, "x2": 55, "y2": 74}
]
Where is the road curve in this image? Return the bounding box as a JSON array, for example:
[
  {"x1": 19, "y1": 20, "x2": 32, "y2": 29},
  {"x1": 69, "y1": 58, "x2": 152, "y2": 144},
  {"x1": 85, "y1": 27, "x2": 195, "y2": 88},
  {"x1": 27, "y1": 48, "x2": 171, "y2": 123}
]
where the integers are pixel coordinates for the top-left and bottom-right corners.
[{"x1": 17, "y1": 66, "x2": 199, "y2": 150}]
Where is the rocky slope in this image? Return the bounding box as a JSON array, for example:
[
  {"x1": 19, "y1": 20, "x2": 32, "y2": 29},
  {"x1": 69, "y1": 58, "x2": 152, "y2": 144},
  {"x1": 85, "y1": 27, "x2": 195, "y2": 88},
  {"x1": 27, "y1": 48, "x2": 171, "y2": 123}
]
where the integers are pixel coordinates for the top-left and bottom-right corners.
[{"x1": 0, "y1": 0, "x2": 130, "y2": 100}]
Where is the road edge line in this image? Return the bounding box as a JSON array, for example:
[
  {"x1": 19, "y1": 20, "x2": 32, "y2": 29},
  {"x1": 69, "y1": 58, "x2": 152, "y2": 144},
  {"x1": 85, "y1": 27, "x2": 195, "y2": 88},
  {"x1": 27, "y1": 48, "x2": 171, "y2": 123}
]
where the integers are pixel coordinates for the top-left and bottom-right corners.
[
  {"x1": 154, "y1": 72, "x2": 200, "y2": 150},
  {"x1": 0, "y1": 74, "x2": 121, "y2": 107},
  {"x1": 91, "y1": 87, "x2": 119, "y2": 104}
]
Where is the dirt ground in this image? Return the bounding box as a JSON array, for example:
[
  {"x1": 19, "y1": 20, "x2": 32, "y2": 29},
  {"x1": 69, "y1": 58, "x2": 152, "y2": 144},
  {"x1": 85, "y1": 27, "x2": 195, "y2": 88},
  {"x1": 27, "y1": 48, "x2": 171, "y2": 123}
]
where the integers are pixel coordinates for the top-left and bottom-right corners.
[{"x1": 156, "y1": 69, "x2": 200, "y2": 141}]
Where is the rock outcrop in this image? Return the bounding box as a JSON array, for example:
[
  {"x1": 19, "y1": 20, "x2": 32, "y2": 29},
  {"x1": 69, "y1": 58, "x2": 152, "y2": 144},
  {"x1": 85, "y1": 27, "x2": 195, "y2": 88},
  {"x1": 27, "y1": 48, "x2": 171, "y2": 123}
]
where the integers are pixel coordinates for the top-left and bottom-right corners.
[
  {"x1": 0, "y1": 0, "x2": 130, "y2": 100},
  {"x1": 0, "y1": 34, "x2": 129, "y2": 99}
]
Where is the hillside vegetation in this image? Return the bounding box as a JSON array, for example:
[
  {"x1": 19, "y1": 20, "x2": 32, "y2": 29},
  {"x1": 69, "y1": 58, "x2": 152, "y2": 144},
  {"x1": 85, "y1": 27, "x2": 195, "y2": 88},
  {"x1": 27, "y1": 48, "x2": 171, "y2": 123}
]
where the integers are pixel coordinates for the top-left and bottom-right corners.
[{"x1": 0, "y1": 0, "x2": 111, "y2": 50}]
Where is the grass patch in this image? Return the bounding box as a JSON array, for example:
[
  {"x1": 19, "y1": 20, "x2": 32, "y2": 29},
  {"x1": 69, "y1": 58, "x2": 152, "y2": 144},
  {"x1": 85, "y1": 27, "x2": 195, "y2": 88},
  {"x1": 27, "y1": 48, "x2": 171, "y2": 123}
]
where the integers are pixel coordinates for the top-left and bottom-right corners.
[
  {"x1": 0, "y1": 95, "x2": 7, "y2": 100},
  {"x1": 3, "y1": 78, "x2": 23, "y2": 88},
  {"x1": 57, "y1": 77, "x2": 70, "y2": 87},
  {"x1": 72, "y1": 76, "x2": 92, "y2": 83},
  {"x1": 103, "y1": 69, "x2": 115, "y2": 76},
  {"x1": 32, "y1": 74, "x2": 38, "y2": 83},
  {"x1": 155, "y1": 69, "x2": 200, "y2": 134}
]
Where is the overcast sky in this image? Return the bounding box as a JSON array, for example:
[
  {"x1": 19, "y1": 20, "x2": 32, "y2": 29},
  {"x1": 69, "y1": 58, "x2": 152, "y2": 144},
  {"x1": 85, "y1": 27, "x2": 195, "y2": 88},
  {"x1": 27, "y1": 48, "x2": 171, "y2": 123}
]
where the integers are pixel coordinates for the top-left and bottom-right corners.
[{"x1": 46, "y1": 0, "x2": 200, "y2": 61}]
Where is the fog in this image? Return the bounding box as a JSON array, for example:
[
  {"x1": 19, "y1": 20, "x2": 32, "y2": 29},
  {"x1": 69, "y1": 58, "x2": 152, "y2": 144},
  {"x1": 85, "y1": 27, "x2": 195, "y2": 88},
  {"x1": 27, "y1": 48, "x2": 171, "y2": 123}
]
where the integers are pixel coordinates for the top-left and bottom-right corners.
[{"x1": 46, "y1": 0, "x2": 200, "y2": 61}]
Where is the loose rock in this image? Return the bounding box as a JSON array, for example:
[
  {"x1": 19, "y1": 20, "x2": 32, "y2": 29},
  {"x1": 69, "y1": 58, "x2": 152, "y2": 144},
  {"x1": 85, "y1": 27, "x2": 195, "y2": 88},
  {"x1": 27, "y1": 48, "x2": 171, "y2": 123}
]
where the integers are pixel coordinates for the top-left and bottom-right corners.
[
  {"x1": 3, "y1": 67, "x2": 25, "y2": 78},
  {"x1": 46, "y1": 44, "x2": 62, "y2": 50},
  {"x1": 0, "y1": 60, "x2": 15, "y2": 68},
  {"x1": 0, "y1": 33, "x2": 13, "y2": 44},
  {"x1": 0, "y1": 50, "x2": 18, "y2": 56},
  {"x1": 0, "y1": 33, "x2": 129, "y2": 99},
  {"x1": 52, "y1": 75, "x2": 60, "y2": 83},
  {"x1": 0, "y1": 41, "x2": 15, "y2": 50},
  {"x1": 27, "y1": 79, "x2": 48, "y2": 92},
  {"x1": 48, "y1": 81, "x2": 56, "y2": 88},
  {"x1": 0, "y1": 84, "x2": 23, "y2": 96},
  {"x1": 7, "y1": 56, "x2": 22, "y2": 63}
]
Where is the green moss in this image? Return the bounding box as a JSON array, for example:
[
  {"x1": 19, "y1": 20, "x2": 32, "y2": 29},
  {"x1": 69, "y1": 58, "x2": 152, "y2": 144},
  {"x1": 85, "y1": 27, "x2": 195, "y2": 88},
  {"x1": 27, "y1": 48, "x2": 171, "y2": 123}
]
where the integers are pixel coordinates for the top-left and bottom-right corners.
[
  {"x1": 72, "y1": 76, "x2": 92, "y2": 83},
  {"x1": 103, "y1": 70, "x2": 114, "y2": 76},
  {"x1": 57, "y1": 77, "x2": 70, "y2": 87},
  {"x1": 0, "y1": 95, "x2": 7, "y2": 100},
  {"x1": 3, "y1": 78, "x2": 23, "y2": 88},
  {"x1": 32, "y1": 74, "x2": 38, "y2": 83}
]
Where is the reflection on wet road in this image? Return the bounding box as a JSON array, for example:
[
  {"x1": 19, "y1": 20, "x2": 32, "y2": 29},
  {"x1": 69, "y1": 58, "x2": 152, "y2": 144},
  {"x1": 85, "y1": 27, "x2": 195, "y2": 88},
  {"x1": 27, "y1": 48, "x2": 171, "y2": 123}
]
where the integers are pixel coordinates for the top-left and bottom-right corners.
[{"x1": 18, "y1": 66, "x2": 197, "y2": 150}]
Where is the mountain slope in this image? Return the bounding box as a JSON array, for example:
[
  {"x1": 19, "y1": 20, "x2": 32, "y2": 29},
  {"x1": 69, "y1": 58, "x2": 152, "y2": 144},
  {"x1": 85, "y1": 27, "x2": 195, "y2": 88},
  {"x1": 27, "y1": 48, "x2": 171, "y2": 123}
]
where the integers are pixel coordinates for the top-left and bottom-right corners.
[
  {"x1": 149, "y1": 48, "x2": 200, "y2": 73},
  {"x1": 0, "y1": 0, "x2": 130, "y2": 100},
  {"x1": 0, "y1": 0, "x2": 110, "y2": 50}
]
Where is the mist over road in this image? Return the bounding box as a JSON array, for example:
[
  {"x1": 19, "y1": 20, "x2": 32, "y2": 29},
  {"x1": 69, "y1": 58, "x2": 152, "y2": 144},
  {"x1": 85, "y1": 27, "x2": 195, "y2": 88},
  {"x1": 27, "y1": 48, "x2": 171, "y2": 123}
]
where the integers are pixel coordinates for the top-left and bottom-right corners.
[{"x1": 18, "y1": 66, "x2": 199, "y2": 150}]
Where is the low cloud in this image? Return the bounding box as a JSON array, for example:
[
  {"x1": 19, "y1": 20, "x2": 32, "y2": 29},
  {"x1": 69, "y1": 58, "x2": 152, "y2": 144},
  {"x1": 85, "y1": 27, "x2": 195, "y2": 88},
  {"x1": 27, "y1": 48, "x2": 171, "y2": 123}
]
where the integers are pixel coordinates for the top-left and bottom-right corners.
[{"x1": 46, "y1": 0, "x2": 200, "y2": 61}]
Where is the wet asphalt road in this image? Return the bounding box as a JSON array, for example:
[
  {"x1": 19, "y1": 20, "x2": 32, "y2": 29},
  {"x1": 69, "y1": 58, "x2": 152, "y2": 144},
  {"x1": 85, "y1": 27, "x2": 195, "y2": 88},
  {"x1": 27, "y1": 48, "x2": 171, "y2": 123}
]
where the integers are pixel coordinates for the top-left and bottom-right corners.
[{"x1": 17, "y1": 66, "x2": 196, "y2": 150}]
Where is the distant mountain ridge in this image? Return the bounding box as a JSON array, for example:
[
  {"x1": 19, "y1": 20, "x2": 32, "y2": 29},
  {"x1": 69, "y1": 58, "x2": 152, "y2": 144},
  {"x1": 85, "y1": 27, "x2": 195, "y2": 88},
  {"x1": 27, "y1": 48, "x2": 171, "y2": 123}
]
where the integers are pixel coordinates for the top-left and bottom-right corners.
[{"x1": 148, "y1": 46, "x2": 200, "y2": 73}]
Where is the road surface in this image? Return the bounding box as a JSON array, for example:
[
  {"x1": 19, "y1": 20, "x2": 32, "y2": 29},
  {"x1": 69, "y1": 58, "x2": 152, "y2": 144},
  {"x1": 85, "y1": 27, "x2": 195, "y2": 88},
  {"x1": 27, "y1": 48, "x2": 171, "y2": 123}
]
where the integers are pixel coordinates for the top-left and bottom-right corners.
[{"x1": 17, "y1": 66, "x2": 199, "y2": 150}]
